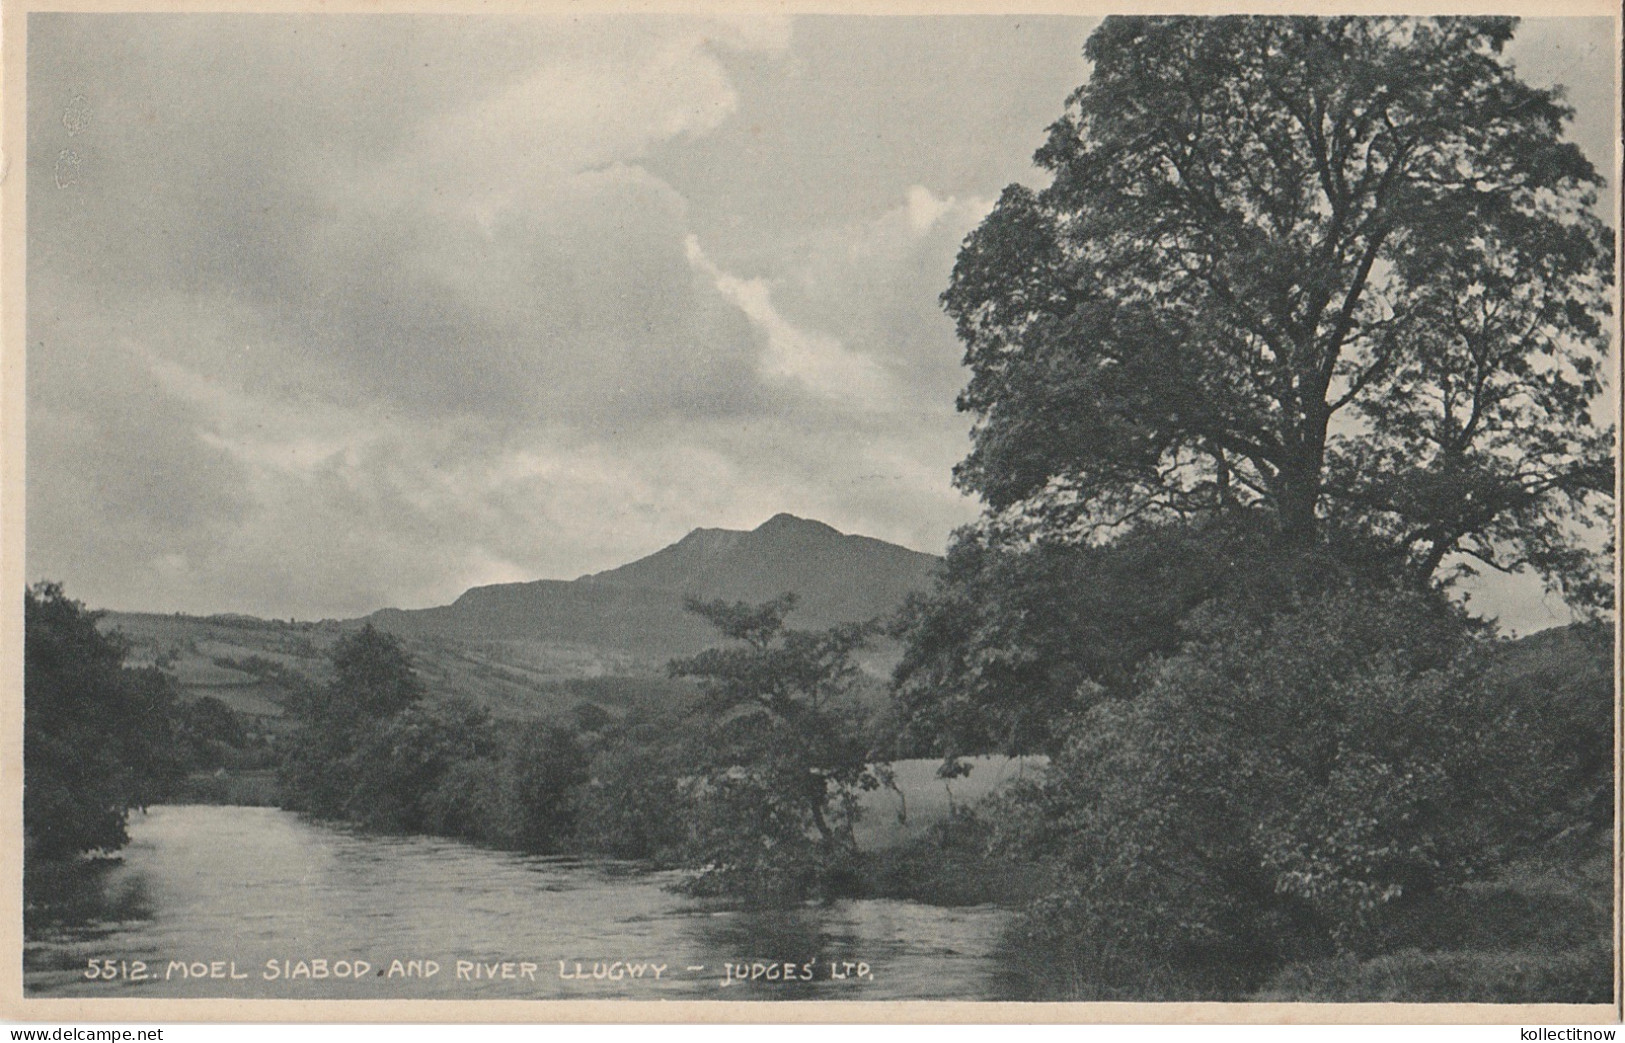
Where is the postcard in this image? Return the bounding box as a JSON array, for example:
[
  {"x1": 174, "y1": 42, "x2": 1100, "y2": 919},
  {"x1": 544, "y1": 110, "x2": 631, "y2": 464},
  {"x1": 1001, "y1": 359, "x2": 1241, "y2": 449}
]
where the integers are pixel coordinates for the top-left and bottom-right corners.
[{"x1": 3, "y1": 0, "x2": 1619, "y2": 1025}]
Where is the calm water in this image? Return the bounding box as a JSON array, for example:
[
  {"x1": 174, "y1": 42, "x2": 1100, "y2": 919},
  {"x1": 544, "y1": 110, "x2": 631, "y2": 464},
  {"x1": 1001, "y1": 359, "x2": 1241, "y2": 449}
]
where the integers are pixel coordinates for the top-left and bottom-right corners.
[{"x1": 25, "y1": 805, "x2": 1027, "y2": 1001}]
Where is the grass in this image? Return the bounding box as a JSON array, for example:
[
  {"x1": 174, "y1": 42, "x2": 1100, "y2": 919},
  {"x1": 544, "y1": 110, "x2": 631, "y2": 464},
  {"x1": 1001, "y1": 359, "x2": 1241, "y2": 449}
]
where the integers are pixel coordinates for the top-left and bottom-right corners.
[
  {"x1": 852, "y1": 754, "x2": 1044, "y2": 851},
  {"x1": 1257, "y1": 944, "x2": 1613, "y2": 1004},
  {"x1": 859, "y1": 811, "x2": 1053, "y2": 908},
  {"x1": 1255, "y1": 841, "x2": 1614, "y2": 1003}
]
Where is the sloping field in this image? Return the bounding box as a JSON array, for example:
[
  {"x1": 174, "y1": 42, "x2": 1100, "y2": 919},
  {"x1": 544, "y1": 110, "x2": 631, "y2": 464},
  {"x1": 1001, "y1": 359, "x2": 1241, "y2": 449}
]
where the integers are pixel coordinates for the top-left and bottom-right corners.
[
  {"x1": 97, "y1": 611, "x2": 686, "y2": 723},
  {"x1": 854, "y1": 755, "x2": 1047, "y2": 851}
]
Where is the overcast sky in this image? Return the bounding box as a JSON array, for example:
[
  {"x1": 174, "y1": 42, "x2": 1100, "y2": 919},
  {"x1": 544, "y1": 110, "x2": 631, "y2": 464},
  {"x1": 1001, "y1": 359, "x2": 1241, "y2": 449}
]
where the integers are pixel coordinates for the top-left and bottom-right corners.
[{"x1": 24, "y1": 14, "x2": 1617, "y2": 629}]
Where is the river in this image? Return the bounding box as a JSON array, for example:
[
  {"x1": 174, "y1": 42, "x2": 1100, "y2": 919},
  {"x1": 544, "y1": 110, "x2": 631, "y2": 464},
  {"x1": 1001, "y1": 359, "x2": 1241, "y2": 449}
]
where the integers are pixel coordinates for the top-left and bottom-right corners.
[{"x1": 24, "y1": 805, "x2": 1036, "y2": 1001}]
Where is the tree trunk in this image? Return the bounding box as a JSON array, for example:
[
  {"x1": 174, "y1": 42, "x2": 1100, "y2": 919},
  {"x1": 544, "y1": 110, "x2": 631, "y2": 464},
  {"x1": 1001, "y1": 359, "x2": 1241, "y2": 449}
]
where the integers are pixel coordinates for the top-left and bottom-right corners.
[
  {"x1": 1275, "y1": 469, "x2": 1321, "y2": 547},
  {"x1": 807, "y1": 784, "x2": 835, "y2": 842}
]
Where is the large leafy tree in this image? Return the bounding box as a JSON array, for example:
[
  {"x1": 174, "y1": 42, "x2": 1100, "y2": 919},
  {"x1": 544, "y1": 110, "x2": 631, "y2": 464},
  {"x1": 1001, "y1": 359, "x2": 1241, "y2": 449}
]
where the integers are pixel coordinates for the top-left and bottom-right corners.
[
  {"x1": 897, "y1": 18, "x2": 1615, "y2": 991},
  {"x1": 945, "y1": 16, "x2": 1613, "y2": 605}
]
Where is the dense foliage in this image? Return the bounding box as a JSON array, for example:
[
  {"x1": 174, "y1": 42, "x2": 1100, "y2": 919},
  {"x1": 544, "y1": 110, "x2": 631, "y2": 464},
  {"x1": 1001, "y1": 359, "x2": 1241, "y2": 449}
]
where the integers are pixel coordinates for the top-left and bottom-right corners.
[
  {"x1": 24, "y1": 582, "x2": 180, "y2": 860},
  {"x1": 169, "y1": 695, "x2": 249, "y2": 771},
  {"x1": 944, "y1": 16, "x2": 1613, "y2": 603},
  {"x1": 279, "y1": 624, "x2": 426, "y2": 820},
  {"x1": 990, "y1": 588, "x2": 1613, "y2": 994},
  {"x1": 278, "y1": 625, "x2": 587, "y2": 852},
  {"x1": 571, "y1": 702, "x2": 695, "y2": 863},
  {"x1": 891, "y1": 513, "x2": 1401, "y2": 754}
]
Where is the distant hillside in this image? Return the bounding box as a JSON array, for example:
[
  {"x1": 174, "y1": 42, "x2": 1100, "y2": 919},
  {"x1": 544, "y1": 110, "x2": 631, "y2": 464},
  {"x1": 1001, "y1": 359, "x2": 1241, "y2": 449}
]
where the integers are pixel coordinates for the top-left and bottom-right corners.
[
  {"x1": 91, "y1": 514, "x2": 939, "y2": 726},
  {"x1": 98, "y1": 609, "x2": 684, "y2": 725},
  {"x1": 94, "y1": 550, "x2": 1596, "y2": 740},
  {"x1": 365, "y1": 513, "x2": 942, "y2": 658}
]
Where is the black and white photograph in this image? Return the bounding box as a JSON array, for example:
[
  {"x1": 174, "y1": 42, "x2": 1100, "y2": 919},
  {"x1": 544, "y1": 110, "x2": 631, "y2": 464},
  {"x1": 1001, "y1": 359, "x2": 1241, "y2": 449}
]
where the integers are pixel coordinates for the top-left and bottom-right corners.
[{"x1": 5, "y1": 2, "x2": 1620, "y2": 1020}]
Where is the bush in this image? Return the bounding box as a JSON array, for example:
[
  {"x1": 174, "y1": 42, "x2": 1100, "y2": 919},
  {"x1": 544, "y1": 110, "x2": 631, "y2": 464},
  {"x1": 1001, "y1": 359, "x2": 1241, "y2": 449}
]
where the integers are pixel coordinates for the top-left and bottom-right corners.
[
  {"x1": 421, "y1": 757, "x2": 516, "y2": 843},
  {"x1": 344, "y1": 697, "x2": 498, "y2": 832},
  {"x1": 501, "y1": 721, "x2": 588, "y2": 853},
  {"x1": 277, "y1": 719, "x2": 359, "y2": 818},
  {"x1": 674, "y1": 764, "x2": 864, "y2": 903},
  {"x1": 171, "y1": 696, "x2": 249, "y2": 772},
  {"x1": 992, "y1": 585, "x2": 1566, "y2": 994},
  {"x1": 862, "y1": 808, "x2": 1051, "y2": 907},
  {"x1": 572, "y1": 704, "x2": 696, "y2": 863},
  {"x1": 1477, "y1": 621, "x2": 1614, "y2": 841},
  {"x1": 411, "y1": 725, "x2": 589, "y2": 853}
]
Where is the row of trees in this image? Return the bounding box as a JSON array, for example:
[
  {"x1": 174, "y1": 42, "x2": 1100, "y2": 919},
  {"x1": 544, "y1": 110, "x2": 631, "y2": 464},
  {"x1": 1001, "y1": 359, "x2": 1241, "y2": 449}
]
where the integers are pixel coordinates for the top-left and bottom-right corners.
[
  {"x1": 21, "y1": 583, "x2": 879, "y2": 901},
  {"x1": 278, "y1": 624, "x2": 587, "y2": 852},
  {"x1": 276, "y1": 603, "x2": 884, "y2": 904},
  {"x1": 21, "y1": 598, "x2": 597, "y2": 864}
]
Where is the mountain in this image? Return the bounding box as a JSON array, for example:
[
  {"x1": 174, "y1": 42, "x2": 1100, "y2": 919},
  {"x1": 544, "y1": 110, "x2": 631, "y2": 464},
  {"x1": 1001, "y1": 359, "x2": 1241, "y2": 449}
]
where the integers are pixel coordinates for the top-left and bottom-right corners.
[{"x1": 363, "y1": 514, "x2": 942, "y2": 659}]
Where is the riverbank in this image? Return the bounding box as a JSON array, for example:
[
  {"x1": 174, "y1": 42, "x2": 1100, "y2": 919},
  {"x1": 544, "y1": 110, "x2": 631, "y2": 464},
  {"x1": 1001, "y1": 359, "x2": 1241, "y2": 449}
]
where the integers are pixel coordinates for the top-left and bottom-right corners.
[
  {"x1": 973, "y1": 834, "x2": 1615, "y2": 1003},
  {"x1": 1255, "y1": 841, "x2": 1614, "y2": 1003}
]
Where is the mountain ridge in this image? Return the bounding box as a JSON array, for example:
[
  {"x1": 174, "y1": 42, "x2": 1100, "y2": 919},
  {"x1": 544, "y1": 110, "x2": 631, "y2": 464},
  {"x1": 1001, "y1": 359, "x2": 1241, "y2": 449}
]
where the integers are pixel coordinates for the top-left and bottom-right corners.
[{"x1": 363, "y1": 514, "x2": 941, "y2": 659}]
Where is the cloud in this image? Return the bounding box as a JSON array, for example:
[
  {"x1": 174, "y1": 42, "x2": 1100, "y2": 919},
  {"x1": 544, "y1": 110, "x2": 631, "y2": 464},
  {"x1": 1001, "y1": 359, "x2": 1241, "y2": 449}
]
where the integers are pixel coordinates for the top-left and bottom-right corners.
[
  {"x1": 25, "y1": 14, "x2": 1607, "y2": 628},
  {"x1": 26, "y1": 15, "x2": 808, "y2": 614},
  {"x1": 24, "y1": 15, "x2": 1006, "y2": 617},
  {"x1": 906, "y1": 185, "x2": 956, "y2": 234},
  {"x1": 684, "y1": 235, "x2": 892, "y2": 409},
  {"x1": 29, "y1": 13, "x2": 790, "y2": 426},
  {"x1": 767, "y1": 183, "x2": 995, "y2": 408}
]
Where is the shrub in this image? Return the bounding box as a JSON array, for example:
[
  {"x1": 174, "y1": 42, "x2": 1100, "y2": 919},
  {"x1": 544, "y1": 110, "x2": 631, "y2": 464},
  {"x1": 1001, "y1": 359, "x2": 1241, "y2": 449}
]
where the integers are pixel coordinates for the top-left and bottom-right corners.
[
  {"x1": 344, "y1": 698, "x2": 498, "y2": 833},
  {"x1": 674, "y1": 764, "x2": 864, "y2": 903},
  {"x1": 421, "y1": 757, "x2": 516, "y2": 844},
  {"x1": 572, "y1": 721, "x2": 692, "y2": 857},
  {"x1": 862, "y1": 808, "x2": 1051, "y2": 907},
  {"x1": 1477, "y1": 621, "x2": 1614, "y2": 841},
  {"x1": 171, "y1": 696, "x2": 249, "y2": 772},
  {"x1": 501, "y1": 721, "x2": 588, "y2": 853},
  {"x1": 992, "y1": 585, "x2": 1564, "y2": 993}
]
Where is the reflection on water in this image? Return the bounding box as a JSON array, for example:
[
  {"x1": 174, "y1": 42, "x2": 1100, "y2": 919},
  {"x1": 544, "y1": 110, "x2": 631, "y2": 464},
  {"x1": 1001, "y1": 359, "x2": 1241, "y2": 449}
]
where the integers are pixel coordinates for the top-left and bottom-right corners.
[
  {"x1": 24, "y1": 805, "x2": 1022, "y2": 1000},
  {"x1": 26, "y1": 859, "x2": 156, "y2": 936}
]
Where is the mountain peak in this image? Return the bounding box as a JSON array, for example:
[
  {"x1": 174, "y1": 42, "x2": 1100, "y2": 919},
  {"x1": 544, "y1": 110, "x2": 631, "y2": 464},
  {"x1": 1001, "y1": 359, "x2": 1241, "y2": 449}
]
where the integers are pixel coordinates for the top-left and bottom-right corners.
[
  {"x1": 368, "y1": 513, "x2": 943, "y2": 657},
  {"x1": 755, "y1": 513, "x2": 841, "y2": 537}
]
